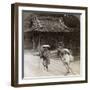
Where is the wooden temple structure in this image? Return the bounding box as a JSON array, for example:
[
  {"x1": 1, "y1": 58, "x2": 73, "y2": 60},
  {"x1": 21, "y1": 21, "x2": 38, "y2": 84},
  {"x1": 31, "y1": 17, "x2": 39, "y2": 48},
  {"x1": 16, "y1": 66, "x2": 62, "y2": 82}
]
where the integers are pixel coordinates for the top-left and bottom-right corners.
[{"x1": 23, "y1": 13, "x2": 80, "y2": 51}]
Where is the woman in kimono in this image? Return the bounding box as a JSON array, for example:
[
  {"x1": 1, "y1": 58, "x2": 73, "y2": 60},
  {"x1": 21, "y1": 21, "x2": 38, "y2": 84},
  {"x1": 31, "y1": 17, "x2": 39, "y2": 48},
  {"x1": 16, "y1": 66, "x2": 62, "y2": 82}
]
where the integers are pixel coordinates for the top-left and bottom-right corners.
[
  {"x1": 57, "y1": 42, "x2": 74, "y2": 75},
  {"x1": 62, "y1": 50, "x2": 73, "y2": 73},
  {"x1": 40, "y1": 45, "x2": 50, "y2": 71}
]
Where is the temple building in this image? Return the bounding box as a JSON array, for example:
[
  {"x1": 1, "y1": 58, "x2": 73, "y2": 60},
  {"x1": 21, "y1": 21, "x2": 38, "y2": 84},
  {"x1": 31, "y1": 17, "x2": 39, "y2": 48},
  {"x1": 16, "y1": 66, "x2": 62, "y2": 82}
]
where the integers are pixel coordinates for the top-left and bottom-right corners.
[{"x1": 23, "y1": 13, "x2": 80, "y2": 52}]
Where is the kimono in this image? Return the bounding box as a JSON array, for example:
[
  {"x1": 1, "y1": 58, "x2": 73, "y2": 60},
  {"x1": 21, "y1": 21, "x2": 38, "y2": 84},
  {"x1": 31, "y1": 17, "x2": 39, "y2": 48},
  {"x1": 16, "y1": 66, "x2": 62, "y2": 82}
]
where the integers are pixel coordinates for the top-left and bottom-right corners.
[
  {"x1": 62, "y1": 51, "x2": 74, "y2": 65},
  {"x1": 40, "y1": 48, "x2": 50, "y2": 67},
  {"x1": 42, "y1": 50, "x2": 50, "y2": 65},
  {"x1": 57, "y1": 47, "x2": 74, "y2": 64}
]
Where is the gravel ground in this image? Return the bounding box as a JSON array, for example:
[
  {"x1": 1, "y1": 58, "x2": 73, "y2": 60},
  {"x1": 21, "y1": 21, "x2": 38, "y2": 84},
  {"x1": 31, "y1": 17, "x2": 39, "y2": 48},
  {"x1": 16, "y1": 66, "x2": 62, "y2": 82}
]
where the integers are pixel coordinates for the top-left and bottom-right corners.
[{"x1": 24, "y1": 50, "x2": 80, "y2": 78}]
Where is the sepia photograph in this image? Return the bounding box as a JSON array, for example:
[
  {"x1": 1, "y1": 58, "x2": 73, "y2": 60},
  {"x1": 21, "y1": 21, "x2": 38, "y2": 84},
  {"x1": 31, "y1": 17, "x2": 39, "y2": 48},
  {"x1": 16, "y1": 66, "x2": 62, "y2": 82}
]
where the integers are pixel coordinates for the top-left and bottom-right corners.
[
  {"x1": 11, "y1": 3, "x2": 87, "y2": 87},
  {"x1": 23, "y1": 11, "x2": 80, "y2": 78}
]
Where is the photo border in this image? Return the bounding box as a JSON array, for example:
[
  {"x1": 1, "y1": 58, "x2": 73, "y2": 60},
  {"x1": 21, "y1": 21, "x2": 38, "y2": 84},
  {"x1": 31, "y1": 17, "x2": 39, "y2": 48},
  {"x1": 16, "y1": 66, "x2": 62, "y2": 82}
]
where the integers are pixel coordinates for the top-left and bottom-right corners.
[{"x1": 11, "y1": 3, "x2": 88, "y2": 87}]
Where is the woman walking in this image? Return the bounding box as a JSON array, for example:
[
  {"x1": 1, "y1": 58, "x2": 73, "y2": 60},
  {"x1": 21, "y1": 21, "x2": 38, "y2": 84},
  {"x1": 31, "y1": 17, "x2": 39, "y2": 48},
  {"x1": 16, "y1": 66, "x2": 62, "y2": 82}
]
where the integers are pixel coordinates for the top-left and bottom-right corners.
[
  {"x1": 62, "y1": 50, "x2": 74, "y2": 75},
  {"x1": 57, "y1": 42, "x2": 74, "y2": 75},
  {"x1": 40, "y1": 45, "x2": 50, "y2": 71}
]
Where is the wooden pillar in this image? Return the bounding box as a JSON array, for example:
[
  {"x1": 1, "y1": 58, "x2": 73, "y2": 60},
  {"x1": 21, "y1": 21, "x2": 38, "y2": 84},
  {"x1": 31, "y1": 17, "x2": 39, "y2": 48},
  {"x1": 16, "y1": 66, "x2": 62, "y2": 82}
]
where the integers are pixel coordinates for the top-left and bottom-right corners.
[
  {"x1": 32, "y1": 32, "x2": 35, "y2": 50},
  {"x1": 38, "y1": 32, "x2": 41, "y2": 51},
  {"x1": 56, "y1": 33, "x2": 58, "y2": 48}
]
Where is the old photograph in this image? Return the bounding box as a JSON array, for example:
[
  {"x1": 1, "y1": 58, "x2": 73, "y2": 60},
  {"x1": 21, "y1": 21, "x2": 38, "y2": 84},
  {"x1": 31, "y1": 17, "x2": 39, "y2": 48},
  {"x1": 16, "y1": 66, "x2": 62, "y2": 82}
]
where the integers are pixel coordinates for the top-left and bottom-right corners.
[
  {"x1": 23, "y1": 11, "x2": 80, "y2": 78},
  {"x1": 11, "y1": 3, "x2": 87, "y2": 86}
]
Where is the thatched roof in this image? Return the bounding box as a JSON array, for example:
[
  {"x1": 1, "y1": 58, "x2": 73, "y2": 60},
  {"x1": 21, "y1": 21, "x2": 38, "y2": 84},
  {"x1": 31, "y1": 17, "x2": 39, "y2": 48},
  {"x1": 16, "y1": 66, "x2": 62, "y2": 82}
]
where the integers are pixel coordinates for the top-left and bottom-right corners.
[{"x1": 24, "y1": 14, "x2": 79, "y2": 32}]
